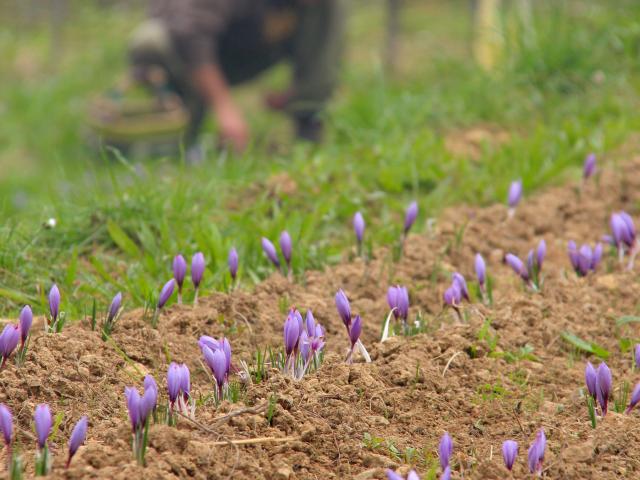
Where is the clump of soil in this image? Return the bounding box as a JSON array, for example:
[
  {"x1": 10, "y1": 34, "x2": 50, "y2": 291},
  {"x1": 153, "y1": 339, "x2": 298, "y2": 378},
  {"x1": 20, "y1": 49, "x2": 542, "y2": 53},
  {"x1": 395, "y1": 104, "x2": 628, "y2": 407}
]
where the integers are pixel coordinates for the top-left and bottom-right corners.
[{"x1": 2, "y1": 156, "x2": 640, "y2": 479}]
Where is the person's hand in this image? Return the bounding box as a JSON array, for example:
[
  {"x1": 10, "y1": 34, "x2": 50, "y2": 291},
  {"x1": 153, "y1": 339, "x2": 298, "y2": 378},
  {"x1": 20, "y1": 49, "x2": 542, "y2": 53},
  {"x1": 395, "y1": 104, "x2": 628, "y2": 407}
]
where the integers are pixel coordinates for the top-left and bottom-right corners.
[{"x1": 216, "y1": 102, "x2": 249, "y2": 153}]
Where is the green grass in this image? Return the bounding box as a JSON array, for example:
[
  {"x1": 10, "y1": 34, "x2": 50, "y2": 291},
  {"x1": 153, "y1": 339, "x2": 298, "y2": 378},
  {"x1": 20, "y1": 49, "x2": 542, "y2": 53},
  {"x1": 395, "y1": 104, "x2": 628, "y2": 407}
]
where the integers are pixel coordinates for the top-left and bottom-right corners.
[{"x1": 1, "y1": 0, "x2": 640, "y2": 319}]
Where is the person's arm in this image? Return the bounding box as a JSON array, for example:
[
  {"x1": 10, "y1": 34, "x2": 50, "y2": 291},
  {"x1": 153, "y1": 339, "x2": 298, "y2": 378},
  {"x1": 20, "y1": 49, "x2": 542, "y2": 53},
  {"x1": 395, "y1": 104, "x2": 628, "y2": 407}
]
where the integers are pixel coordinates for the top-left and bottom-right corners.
[{"x1": 192, "y1": 63, "x2": 249, "y2": 152}]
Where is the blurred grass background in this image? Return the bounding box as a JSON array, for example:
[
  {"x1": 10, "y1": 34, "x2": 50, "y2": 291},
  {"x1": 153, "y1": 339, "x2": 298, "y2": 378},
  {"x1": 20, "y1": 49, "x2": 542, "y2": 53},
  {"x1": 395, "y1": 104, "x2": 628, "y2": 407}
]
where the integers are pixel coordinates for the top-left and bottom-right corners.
[{"x1": 1, "y1": 0, "x2": 640, "y2": 318}]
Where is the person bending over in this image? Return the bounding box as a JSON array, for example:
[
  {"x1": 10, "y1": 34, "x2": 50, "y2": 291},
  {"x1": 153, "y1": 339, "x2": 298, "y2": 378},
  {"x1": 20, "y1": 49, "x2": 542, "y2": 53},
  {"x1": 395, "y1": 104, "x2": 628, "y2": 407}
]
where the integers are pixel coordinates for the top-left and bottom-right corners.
[{"x1": 129, "y1": 0, "x2": 344, "y2": 154}]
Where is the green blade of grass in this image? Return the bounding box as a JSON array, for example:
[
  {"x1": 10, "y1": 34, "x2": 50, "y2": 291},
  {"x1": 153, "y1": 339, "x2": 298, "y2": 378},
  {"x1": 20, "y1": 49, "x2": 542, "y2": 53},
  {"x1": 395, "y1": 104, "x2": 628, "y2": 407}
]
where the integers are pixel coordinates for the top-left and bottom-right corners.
[{"x1": 561, "y1": 331, "x2": 609, "y2": 360}]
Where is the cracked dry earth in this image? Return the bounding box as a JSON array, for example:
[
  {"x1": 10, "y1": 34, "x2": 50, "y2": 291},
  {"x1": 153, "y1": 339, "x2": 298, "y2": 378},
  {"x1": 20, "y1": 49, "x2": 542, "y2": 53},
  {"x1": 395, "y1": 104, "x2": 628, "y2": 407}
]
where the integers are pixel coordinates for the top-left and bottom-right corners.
[{"x1": 3, "y1": 155, "x2": 640, "y2": 479}]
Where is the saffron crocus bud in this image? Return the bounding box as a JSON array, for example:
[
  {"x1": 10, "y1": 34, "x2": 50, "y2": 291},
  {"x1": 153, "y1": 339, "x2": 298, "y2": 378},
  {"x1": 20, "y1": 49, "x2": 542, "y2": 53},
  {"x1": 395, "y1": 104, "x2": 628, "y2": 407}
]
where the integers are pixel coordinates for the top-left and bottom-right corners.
[
  {"x1": 404, "y1": 201, "x2": 418, "y2": 235},
  {"x1": 67, "y1": 416, "x2": 88, "y2": 467},
  {"x1": 157, "y1": 279, "x2": 175, "y2": 309},
  {"x1": 585, "y1": 362, "x2": 597, "y2": 398},
  {"x1": 408, "y1": 471, "x2": 420, "y2": 480},
  {"x1": 626, "y1": 383, "x2": 640, "y2": 414},
  {"x1": 305, "y1": 310, "x2": 316, "y2": 336},
  {"x1": 0, "y1": 404, "x2": 13, "y2": 447},
  {"x1": 261, "y1": 237, "x2": 280, "y2": 268},
  {"x1": 279, "y1": 231, "x2": 292, "y2": 266},
  {"x1": 107, "y1": 293, "x2": 122, "y2": 324},
  {"x1": 443, "y1": 283, "x2": 461, "y2": 307},
  {"x1": 620, "y1": 211, "x2": 636, "y2": 244},
  {"x1": 475, "y1": 254, "x2": 486, "y2": 287},
  {"x1": 228, "y1": 247, "x2": 238, "y2": 280},
  {"x1": 172, "y1": 254, "x2": 187, "y2": 290},
  {"x1": 505, "y1": 254, "x2": 529, "y2": 281},
  {"x1": 353, "y1": 212, "x2": 365, "y2": 245},
  {"x1": 349, "y1": 315, "x2": 362, "y2": 347},
  {"x1": 335, "y1": 289, "x2": 352, "y2": 329},
  {"x1": 536, "y1": 240, "x2": 546, "y2": 269},
  {"x1": 452, "y1": 273, "x2": 469, "y2": 301},
  {"x1": 208, "y1": 347, "x2": 228, "y2": 390},
  {"x1": 596, "y1": 362, "x2": 612, "y2": 415},
  {"x1": 34, "y1": 404, "x2": 53, "y2": 450},
  {"x1": 439, "y1": 467, "x2": 450, "y2": 480},
  {"x1": 508, "y1": 179, "x2": 523, "y2": 208},
  {"x1": 583, "y1": 153, "x2": 596, "y2": 180},
  {"x1": 502, "y1": 440, "x2": 518, "y2": 471},
  {"x1": 49, "y1": 284, "x2": 60, "y2": 322},
  {"x1": 141, "y1": 377, "x2": 158, "y2": 419},
  {"x1": 592, "y1": 243, "x2": 603, "y2": 269},
  {"x1": 125, "y1": 387, "x2": 142, "y2": 431},
  {"x1": 0, "y1": 324, "x2": 20, "y2": 365},
  {"x1": 191, "y1": 252, "x2": 205, "y2": 289},
  {"x1": 167, "y1": 363, "x2": 184, "y2": 406},
  {"x1": 438, "y1": 432, "x2": 453, "y2": 470},
  {"x1": 386, "y1": 470, "x2": 404, "y2": 480},
  {"x1": 19, "y1": 305, "x2": 33, "y2": 345},
  {"x1": 611, "y1": 213, "x2": 627, "y2": 248},
  {"x1": 284, "y1": 314, "x2": 300, "y2": 356},
  {"x1": 568, "y1": 241, "x2": 580, "y2": 273},
  {"x1": 635, "y1": 344, "x2": 640, "y2": 368},
  {"x1": 577, "y1": 245, "x2": 593, "y2": 276},
  {"x1": 527, "y1": 428, "x2": 546, "y2": 474}
]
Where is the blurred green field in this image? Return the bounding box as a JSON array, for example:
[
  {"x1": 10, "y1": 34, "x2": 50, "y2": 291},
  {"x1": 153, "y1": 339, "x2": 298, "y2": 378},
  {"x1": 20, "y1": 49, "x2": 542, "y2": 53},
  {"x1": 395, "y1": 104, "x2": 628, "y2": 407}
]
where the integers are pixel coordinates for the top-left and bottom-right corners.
[{"x1": 1, "y1": 0, "x2": 640, "y2": 318}]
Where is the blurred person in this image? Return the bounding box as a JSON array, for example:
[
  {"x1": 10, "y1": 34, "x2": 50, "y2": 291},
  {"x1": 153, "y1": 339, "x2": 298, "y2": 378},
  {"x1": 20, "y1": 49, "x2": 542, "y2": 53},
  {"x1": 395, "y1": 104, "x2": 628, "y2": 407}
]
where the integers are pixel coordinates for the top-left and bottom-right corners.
[{"x1": 128, "y1": 0, "x2": 344, "y2": 157}]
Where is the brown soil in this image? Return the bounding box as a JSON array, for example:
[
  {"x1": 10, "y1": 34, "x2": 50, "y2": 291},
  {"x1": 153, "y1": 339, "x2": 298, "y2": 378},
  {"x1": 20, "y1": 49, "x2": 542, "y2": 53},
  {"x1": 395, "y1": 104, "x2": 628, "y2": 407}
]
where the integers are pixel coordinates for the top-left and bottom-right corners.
[{"x1": 2, "y1": 155, "x2": 640, "y2": 480}]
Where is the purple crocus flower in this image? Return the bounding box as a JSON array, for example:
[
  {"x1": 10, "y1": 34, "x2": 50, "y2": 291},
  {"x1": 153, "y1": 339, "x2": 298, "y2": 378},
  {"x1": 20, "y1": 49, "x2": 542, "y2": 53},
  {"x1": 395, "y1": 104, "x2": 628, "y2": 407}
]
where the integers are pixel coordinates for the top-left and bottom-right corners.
[
  {"x1": 67, "y1": 416, "x2": 88, "y2": 467},
  {"x1": 172, "y1": 254, "x2": 187, "y2": 290},
  {"x1": 284, "y1": 313, "x2": 300, "y2": 356},
  {"x1": 228, "y1": 247, "x2": 239, "y2": 280},
  {"x1": 502, "y1": 440, "x2": 518, "y2": 471},
  {"x1": 440, "y1": 467, "x2": 450, "y2": 480},
  {"x1": 353, "y1": 212, "x2": 365, "y2": 245},
  {"x1": 620, "y1": 211, "x2": 636, "y2": 244},
  {"x1": 583, "y1": 153, "x2": 596, "y2": 180},
  {"x1": 585, "y1": 362, "x2": 597, "y2": 398},
  {"x1": 508, "y1": 180, "x2": 523, "y2": 208},
  {"x1": 141, "y1": 376, "x2": 158, "y2": 419},
  {"x1": 191, "y1": 252, "x2": 205, "y2": 289},
  {"x1": 34, "y1": 404, "x2": 53, "y2": 450},
  {"x1": 408, "y1": 471, "x2": 420, "y2": 480},
  {"x1": 568, "y1": 241, "x2": 579, "y2": 271},
  {"x1": 527, "y1": 428, "x2": 546, "y2": 474},
  {"x1": 404, "y1": 201, "x2": 418, "y2": 235},
  {"x1": 577, "y1": 245, "x2": 593, "y2": 276},
  {"x1": 596, "y1": 362, "x2": 612, "y2": 415},
  {"x1": 626, "y1": 383, "x2": 640, "y2": 414},
  {"x1": 635, "y1": 344, "x2": 640, "y2": 369},
  {"x1": 335, "y1": 289, "x2": 352, "y2": 329},
  {"x1": 475, "y1": 254, "x2": 486, "y2": 287},
  {"x1": 125, "y1": 387, "x2": 142, "y2": 431},
  {"x1": 0, "y1": 404, "x2": 12, "y2": 447},
  {"x1": 49, "y1": 284, "x2": 60, "y2": 322},
  {"x1": 279, "y1": 231, "x2": 292, "y2": 266},
  {"x1": 536, "y1": 240, "x2": 546, "y2": 269},
  {"x1": 386, "y1": 470, "x2": 404, "y2": 480},
  {"x1": 157, "y1": 279, "x2": 175, "y2": 309},
  {"x1": 167, "y1": 362, "x2": 184, "y2": 406},
  {"x1": 387, "y1": 286, "x2": 409, "y2": 321},
  {"x1": 261, "y1": 237, "x2": 280, "y2": 268},
  {"x1": 443, "y1": 283, "x2": 461, "y2": 307},
  {"x1": 305, "y1": 310, "x2": 316, "y2": 337},
  {"x1": 208, "y1": 347, "x2": 228, "y2": 390},
  {"x1": 0, "y1": 324, "x2": 20, "y2": 365},
  {"x1": 107, "y1": 293, "x2": 122, "y2": 324},
  {"x1": 505, "y1": 253, "x2": 529, "y2": 281},
  {"x1": 19, "y1": 305, "x2": 32, "y2": 345},
  {"x1": 592, "y1": 243, "x2": 603, "y2": 269},
  {"x1": 452, "y1": 273, "x2": 469, "y2": 301},
  {"x1": 438, "y1": 432, "x2": 453, "y2": 470},
  {"x1": 349, "y1": 315, "x2": 362, "y2": 347}
]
